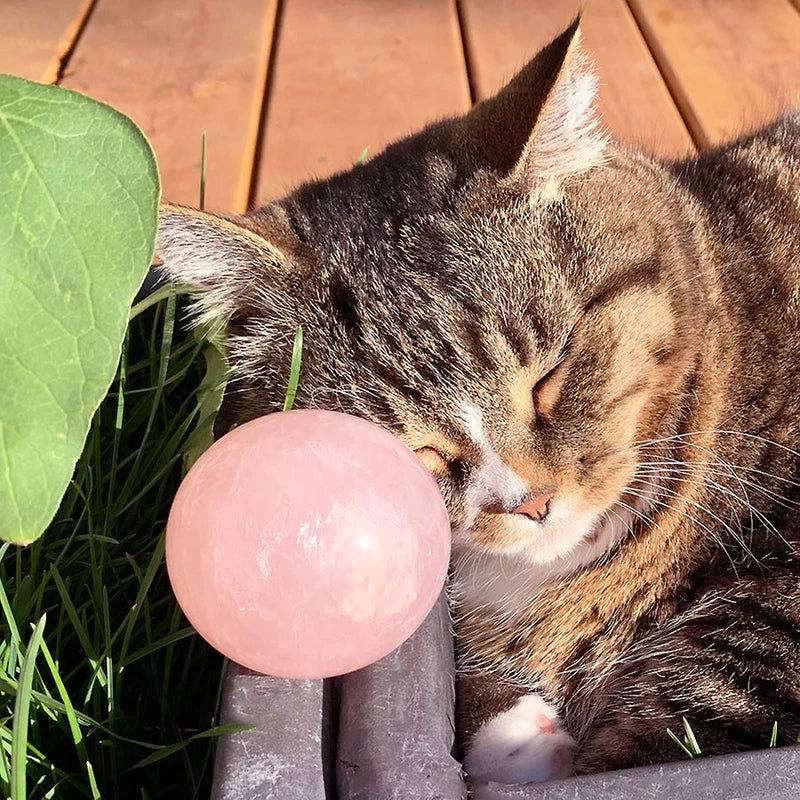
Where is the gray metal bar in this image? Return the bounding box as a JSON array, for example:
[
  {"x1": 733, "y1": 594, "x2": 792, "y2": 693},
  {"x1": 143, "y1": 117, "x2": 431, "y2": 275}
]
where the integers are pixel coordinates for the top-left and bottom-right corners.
[
  {"x1": 491, "y1": 746, "x2": 800, "y2": 799},
  {"x1": 335, "y1": 589, "x2": 467, "y2": 800},
  {"x1": 211, "y1": 663, "x2": 329, "y2": 800}
]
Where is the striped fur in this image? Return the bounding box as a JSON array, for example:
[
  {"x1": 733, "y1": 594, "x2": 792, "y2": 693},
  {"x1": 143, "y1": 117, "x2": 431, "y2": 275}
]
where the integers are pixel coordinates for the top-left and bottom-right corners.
[{"x1": 157, "y1": 21, "x2": 800, "y2": 779}]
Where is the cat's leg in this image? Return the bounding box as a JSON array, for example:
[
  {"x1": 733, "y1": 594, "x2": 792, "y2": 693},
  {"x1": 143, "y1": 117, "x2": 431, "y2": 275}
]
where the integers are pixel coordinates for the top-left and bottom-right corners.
[
  {"x1": 575, "y1": 574, "x2": 800, "y2": 774},
  {"x1": 458, "y1": 672, "x2": 576, "y2": 795}
]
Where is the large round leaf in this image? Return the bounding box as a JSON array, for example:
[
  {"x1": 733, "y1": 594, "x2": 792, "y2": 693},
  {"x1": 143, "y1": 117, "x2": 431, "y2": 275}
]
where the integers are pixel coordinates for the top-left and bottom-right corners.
[{"x1": 0, "y1": 75, "x2": 160, "y2": 543}]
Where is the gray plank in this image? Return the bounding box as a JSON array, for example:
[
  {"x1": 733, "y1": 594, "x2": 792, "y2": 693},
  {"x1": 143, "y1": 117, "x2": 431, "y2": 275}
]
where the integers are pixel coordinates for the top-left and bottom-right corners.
[{"x1": 336, "y1": 590, "x2": 466, "y2": 799}]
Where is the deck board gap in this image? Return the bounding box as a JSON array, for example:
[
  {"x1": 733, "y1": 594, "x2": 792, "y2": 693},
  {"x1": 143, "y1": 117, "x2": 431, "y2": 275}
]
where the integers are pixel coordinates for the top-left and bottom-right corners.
[
  {"x1": 454, "y1": 0, "x2": 478, "y2": 106},
  {"x1": 244, "y1": 0, "x2": 286, "y2": 210},
  {"x1": 47, "y1": 0, "x2": 99, "y2": 85},
  {"x1": 625, "y1": 0, "x2": 709, "y2": 149}
]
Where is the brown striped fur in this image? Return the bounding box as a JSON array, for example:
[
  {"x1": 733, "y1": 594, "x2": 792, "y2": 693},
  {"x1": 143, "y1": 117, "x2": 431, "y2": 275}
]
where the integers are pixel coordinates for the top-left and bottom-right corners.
[{"x1": 157, "y1": 20, "x2": 800, "y2": 780}]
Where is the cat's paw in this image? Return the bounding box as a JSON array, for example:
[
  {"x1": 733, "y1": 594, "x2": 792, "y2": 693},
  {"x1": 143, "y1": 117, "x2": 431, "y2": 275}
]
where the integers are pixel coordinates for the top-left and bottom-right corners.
[{"x1": 464, "y1": 694, "x2": 575, "y2": 796}]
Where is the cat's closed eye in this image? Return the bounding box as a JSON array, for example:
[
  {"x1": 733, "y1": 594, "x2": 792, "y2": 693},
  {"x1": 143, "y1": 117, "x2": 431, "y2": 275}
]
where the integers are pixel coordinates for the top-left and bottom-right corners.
[
  {"x1": 532, "y1": 357, "x2": 569, "y2": 421},
  {"x1": 415, "y1": 446, "x2": 450, "y2": 473},
  {"x1": 416, "y1": 447, "x2": 470, "y2": 489},
  {"x1": 532, "y1": 328, "x2": 576, "y2": 421},
  {"x1": 532, "y1": 366, "x2": 563, "y2": 420}
]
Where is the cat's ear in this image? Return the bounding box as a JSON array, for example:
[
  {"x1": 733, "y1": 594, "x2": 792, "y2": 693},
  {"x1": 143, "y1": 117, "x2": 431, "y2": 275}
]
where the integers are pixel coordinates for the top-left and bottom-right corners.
[
  {"x1": 463, "y1": 18, "x2": 607, "y2": 193},
  {"x1": 156, "y1": 203, "x2": 291, "y2": 326}
]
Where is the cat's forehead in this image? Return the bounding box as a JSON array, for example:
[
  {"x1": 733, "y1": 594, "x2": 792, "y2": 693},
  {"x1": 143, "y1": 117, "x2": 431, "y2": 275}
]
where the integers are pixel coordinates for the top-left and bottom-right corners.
[
  {"x1": 284, "y1": 175, "x2": 591, "y2": 330},
  {"x1": 284, "y1": 133, "x2": 462, "y2": 259},
  {"x1": 280, "y1": 159, "x2": 597, "y2": 386}
]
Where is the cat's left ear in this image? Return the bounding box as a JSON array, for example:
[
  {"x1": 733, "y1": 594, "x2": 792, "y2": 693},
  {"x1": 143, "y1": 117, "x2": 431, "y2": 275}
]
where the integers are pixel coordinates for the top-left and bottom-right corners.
[
  {"x1": 463, "y1": 18, "x2": 607, "y2": 194},
  {"x1": 155, "y1": 203, "x2": 294, "y2": 327}
]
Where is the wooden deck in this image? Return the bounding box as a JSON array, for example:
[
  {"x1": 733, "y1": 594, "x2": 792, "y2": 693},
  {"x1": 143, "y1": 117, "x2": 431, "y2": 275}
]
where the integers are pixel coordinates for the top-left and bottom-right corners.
[{"x1": 4, "y1": 0, "x2": 800, "y2": 213}]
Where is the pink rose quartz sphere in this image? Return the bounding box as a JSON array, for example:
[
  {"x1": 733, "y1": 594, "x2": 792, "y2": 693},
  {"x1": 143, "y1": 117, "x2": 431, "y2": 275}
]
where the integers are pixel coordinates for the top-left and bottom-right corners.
[{"x1": 166, "y1": 409, "x2": 450, "y2": 679}]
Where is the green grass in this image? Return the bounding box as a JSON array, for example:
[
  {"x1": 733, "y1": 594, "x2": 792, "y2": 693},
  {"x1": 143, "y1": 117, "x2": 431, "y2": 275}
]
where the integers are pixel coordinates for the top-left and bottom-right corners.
[
  {"x1": 667, "y1": 717, "x2": 704, "y2": 759},
  {"x1": 0, "y1": 289, "x2": 234, "y2": 799},
  {"x1": 282, "y1": 327, "x2": 304, "y2": 412},
  {"x1": 668, "y1": 717, "x2": 798, "y2": 760}
]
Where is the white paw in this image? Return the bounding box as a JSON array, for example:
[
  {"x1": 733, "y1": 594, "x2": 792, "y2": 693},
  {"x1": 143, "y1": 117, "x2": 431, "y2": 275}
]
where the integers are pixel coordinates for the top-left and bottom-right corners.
[{"x1": 464, "y1": 694, "x2": 575, "y2": 796}]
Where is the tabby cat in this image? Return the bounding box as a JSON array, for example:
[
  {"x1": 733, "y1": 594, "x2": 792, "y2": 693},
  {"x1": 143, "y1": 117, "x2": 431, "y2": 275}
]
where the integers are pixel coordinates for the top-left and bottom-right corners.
[{"x1": 157, "y1": 20, "x2": 800, "y2": 797}]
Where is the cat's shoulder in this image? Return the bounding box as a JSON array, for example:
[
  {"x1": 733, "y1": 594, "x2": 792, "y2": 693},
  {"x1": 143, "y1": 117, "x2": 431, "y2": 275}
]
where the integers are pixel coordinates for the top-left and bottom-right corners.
[
  {"x1": 730, "y1": 112, "x2": 800, "y2": 162},
  {"x1": 755, "y1": 112, "x2": 800, "y2": 143},
  {"x1": 679, "y1": 112, "x2": 800, "y2": 172},
  {"x1": 665, "y1": 112, "x2": 800, "y2": 210}
]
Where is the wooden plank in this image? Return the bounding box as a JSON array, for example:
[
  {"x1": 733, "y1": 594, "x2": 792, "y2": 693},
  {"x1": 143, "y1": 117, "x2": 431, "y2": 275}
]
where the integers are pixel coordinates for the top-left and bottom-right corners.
[
  {"x1": 0, "y1": 0, "x2": 94, "y2": 83},
  {"x1": 628, "y1": 0, "x2": 800, "y2": 147},
  {"x1": 254, "y1": 0, "x2": 471, "y2": 203},
  {"x1": 459, "y1": 0, "x2": 694, "y2": 157},
  {"x1": 61, "y1": 0, "x2": 279, "y2": 212}
]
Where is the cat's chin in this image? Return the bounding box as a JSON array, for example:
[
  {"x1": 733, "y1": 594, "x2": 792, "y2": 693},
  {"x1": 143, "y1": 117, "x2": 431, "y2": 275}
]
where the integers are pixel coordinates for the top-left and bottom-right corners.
[{"x1": 451, "y1": 505, "x2": 630, "y2": 616}]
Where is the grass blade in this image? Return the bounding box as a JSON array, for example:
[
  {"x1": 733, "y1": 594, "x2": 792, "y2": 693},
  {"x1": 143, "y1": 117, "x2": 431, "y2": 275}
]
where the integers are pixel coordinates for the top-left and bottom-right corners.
[
  {"x1": 682, "y1": 717, "x2": 702, "y2": 757},
  {"x1": 104, "y1": 332, "x2": 129, "y2": 531},
  {"x1": 283, "y1": 325, "x2": 304, "y2": 411},
  {"x1": 49, "y1": 565, "x2": 105, "y2": 687},
  {"x1": 131, "y1": 724, "x2": 253, "y2": 769},
  {"x1": 666, "y1": 727, "x2": 696, "y2": 759},
  {"x1": 199, "y1": 132, "x2": 207, "y2": 210},
  {"x1": 117, "y1": 533, "x2": 166, "y2": 669},
  {"x1": 124, "y1": 627, "x2": 196, "y2": 666},
  {"x1": 11, "y1": 615, "x2": 46, "y2": 800},
  {"x1": 128, "y1": 283, "x2": 198, "y2": 320},
  {"x1": 183, "y1": 322, "x2": 228, "y2": 469},
  {"x1": 39, "y1": 638, "x2": 100, "y2": 800},
  {"x1": 0, "y1": 547, "x2": 21, "y2": 647}
]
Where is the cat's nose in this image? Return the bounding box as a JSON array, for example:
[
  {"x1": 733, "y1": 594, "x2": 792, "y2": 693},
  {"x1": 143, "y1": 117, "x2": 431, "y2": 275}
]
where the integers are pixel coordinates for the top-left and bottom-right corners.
[{"x1": 512, "y1": 491, "x2": 555, "y2": 522}]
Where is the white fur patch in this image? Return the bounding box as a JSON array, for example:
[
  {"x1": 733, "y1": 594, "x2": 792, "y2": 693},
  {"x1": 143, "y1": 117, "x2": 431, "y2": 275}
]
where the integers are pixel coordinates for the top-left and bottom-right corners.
[
  {"x1": 451, "y1": 496, "x2": 649, "y2": 619},
  {"x1": 465, "y1": 694, "x2": 575, "y2": 794},
  {"x1": 524, "y1": 31, "x2": 607, "y2": 184},
  {"x1": 458, "y1": 402, "x2": 529, "y2": 518}
]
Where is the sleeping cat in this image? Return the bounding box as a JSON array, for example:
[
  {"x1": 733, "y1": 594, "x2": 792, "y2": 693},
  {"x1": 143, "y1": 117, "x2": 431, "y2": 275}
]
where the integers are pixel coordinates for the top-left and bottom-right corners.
[{"x1": 157, "y1": 19, "x2": 800, "y2": 796}]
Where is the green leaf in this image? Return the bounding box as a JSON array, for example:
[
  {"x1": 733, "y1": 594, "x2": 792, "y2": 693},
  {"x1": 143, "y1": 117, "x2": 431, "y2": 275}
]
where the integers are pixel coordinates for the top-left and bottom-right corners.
[{"x1": 0, "y1": 75, "x2": 160, "y2": 543}]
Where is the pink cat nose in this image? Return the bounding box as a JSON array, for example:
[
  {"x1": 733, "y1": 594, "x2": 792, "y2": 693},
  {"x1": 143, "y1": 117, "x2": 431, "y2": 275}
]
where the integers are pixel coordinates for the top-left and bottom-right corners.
[{"x1": 512, "y1": 492, "x2": 555, "y2": 522}]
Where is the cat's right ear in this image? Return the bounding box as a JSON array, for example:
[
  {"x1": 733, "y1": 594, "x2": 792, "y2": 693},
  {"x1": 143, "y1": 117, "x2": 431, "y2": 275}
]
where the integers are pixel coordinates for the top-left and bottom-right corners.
[
  {"x1": 156, "y1": 203, "x2": 291, "y2": 326},
  {"x1": 460, "y1": 18, "x2": 607, "y2": 196}
]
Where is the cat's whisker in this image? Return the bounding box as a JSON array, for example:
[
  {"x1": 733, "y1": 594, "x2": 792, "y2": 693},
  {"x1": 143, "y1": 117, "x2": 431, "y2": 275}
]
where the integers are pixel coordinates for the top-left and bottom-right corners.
[
  {"x1": 630, "y1": 445, "x2": 800, "y2": 522},
  {"x1": 633, "y1": 447, "x2": 800, "y2": 491},
  {"x1": 632, "y1": 462, "x2": 800, "y2": 516},
  {"x1": 636, "y1": 429, "x2": 800, "y2": 464},
  {"x1": 630, "y1": 459, "x2": 748, "y2": 523},
  {"x1": 629, "y1": 476, "x2": 766, "y2": 565},
  {"x1": 634, "y1": 437, "x2": 800, "y2": 541},
  {"x1": 636, "y1": 468, "x2": 749, "y2": 535},
  {"x1": 638, "y1": 467, "x2": 761, "y2": 537},
  {"x1": 624, "y1": 488, "x2": 743, "y2": 575},
  {"x1": 613, "y1": 498, "x2": 684, "y2": 565}
]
